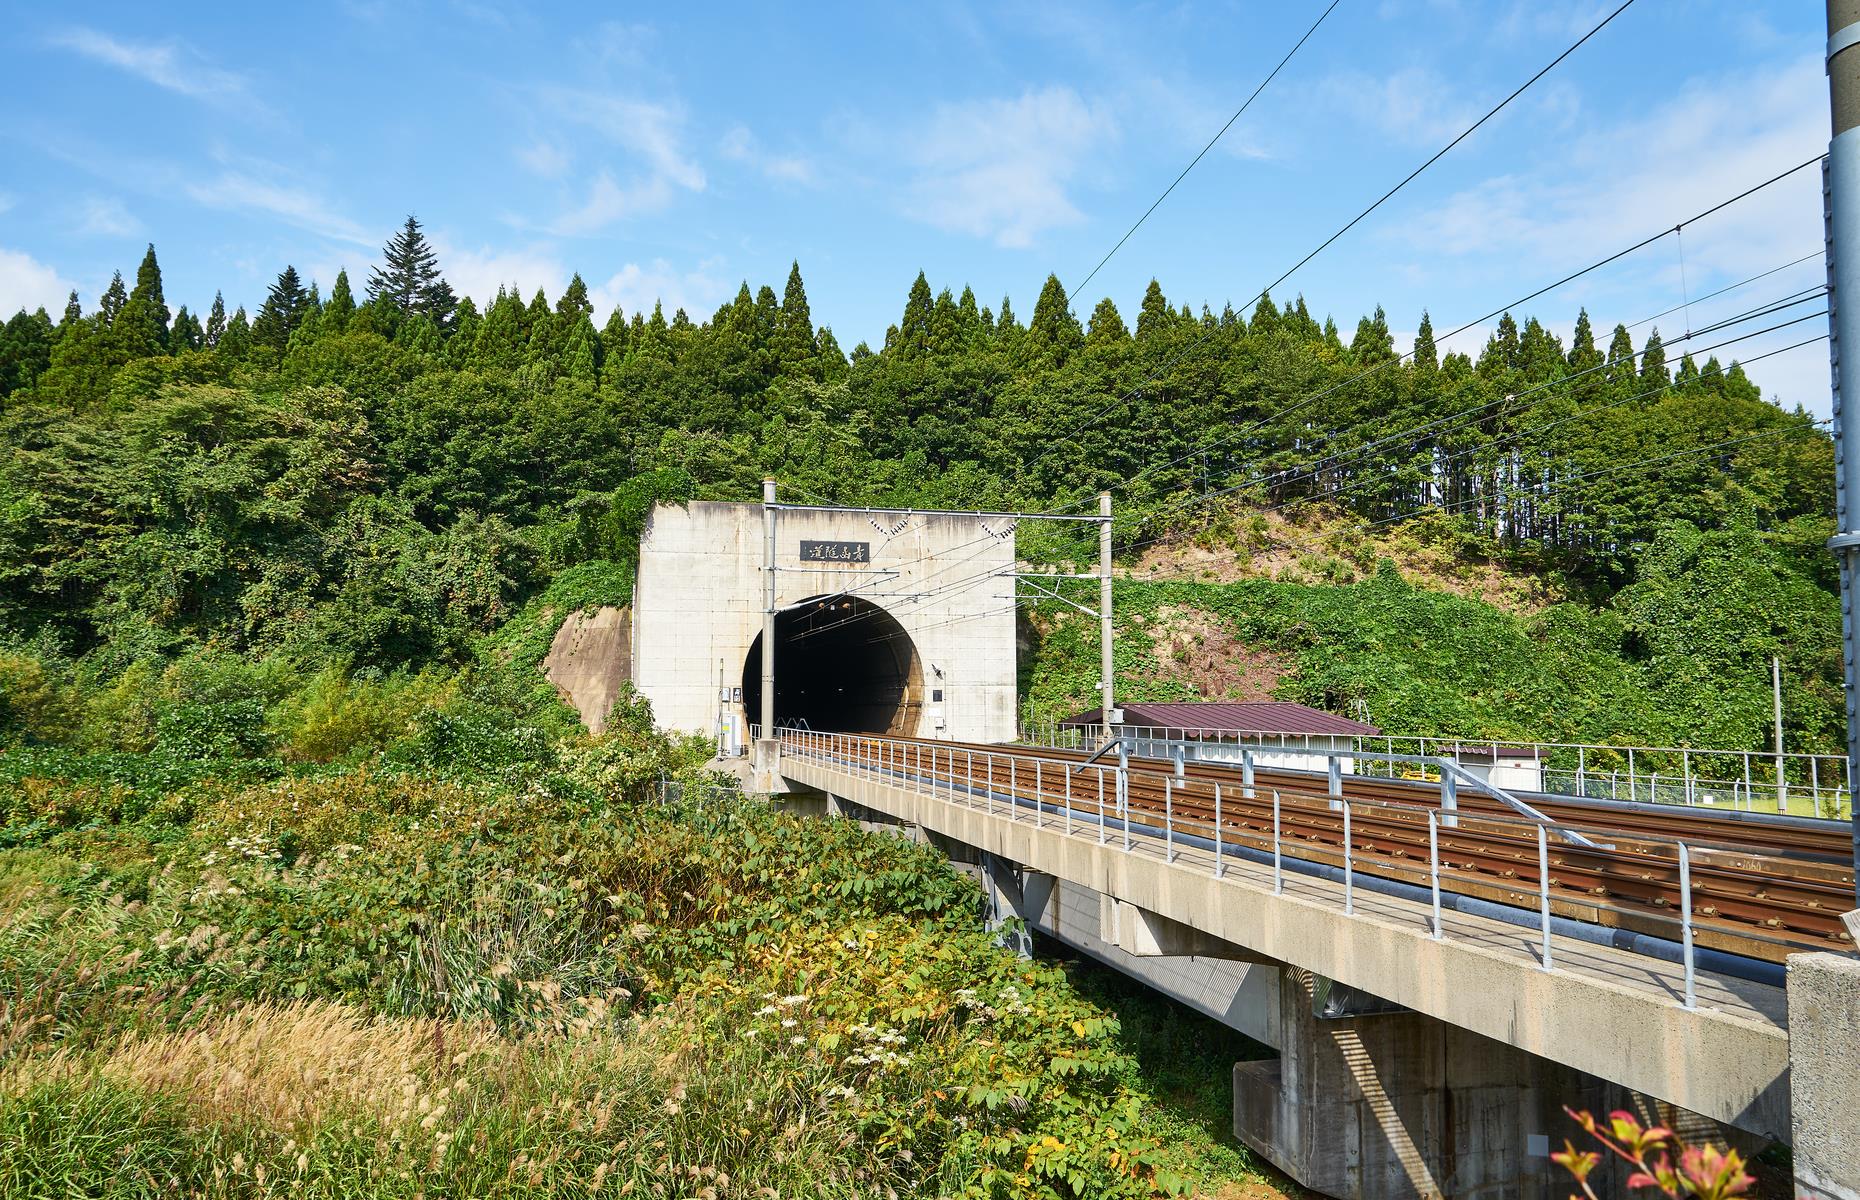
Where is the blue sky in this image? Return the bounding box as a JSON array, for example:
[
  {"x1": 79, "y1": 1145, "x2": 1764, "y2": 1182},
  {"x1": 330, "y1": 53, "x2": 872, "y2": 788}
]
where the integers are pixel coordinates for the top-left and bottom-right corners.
[{"x1": 0, "y1": 2, "x2": 1833, "y2": 411}]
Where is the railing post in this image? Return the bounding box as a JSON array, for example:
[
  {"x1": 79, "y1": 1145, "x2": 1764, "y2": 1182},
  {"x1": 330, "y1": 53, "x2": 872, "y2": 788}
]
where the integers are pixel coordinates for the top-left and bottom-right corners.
[
  {"x1": 1064, "y1": 766, "x2": 1073, "y2": 836},
  {"x1": 1628, "y1": 747, "x2": 1637, "y2": 802},
  {"x1": 1165, "y1": 777, "x2": 1175, "y2": 863},
  {"x1": 1034, "y1": 759, "x2": 1042, "y2": 828},
  {"x1": 1008, "y1": 757, "x2": 1015, "y2": 816},
  {"x1": 1328, "y1": 754, "x2": 1343, "y2": 801},
  {"x1": 1537, "y1": 824, "x2": 1553, "y2": 971},
  {"x1": 967, "y1": 750, "x2": 974, "y2": 803},
  {"x1": 1242, "y1": 749, "x2": 1256, "y2": 799},
  {"x1": 1577, "y1": 745, "x2": 1586, "y2": 795},
  {"x1": 1342, "y1": 799, "x2": 1354, "y2": 915},
  {"x1": 1440, "y1": 771, "x2": 1459, "y2": 829},
  {"x1": 1098, "y1": 768, "x2": 1107, "y2": 846},
  {"x1": 1213, "y1": 784, "x2": 1224, "y2": 879},
  {"x1": 1678, "y1": 842, "x2": 1696, "y2": 1009},
  {"x1": 1272, "y1": 789, "x2": 1283, "y2": 894},
  {"x1": 1118, "y1": 744, "x2": 1131, "y2": 853},
  {"x1": 1427, "y1": 810, "x2": 1443, "y2": 940}
]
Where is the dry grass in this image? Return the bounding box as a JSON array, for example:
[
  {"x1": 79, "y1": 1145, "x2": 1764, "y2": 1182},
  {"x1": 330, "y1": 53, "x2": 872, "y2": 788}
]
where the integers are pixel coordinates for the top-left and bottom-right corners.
[
  {"x1": 1127, "y1": 503, "x2": 1567, "y2": 614},
  {"x1": 22, "y1": 1001, "x2": 504, "y2": 1133}
]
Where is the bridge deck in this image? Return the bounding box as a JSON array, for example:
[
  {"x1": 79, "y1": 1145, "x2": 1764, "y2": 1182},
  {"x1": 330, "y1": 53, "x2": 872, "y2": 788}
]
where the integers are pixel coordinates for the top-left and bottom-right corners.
[{"x1": 778, "y1": 732, "x2": 1792, "y2": 1138}]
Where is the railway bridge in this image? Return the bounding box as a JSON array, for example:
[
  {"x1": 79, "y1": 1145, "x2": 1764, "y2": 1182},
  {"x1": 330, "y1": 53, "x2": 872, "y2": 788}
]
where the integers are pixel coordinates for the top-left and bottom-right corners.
[{"x1": 768, "y1": 730, "x2": 1859, "y2": 1200}]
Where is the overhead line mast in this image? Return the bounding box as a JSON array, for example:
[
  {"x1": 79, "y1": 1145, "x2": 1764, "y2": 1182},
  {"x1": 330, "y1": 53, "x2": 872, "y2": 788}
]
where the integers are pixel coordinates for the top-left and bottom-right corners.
[{"x1": 1824, "y1": 0, "x2": 1860, "y2": 903}]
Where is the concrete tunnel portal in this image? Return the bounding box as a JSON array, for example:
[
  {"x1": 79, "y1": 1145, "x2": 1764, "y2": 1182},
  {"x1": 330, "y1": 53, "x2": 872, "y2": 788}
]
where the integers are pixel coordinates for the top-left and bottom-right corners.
[{"x1": 742, "y1": 594, "x2": 923, "y2": 735}]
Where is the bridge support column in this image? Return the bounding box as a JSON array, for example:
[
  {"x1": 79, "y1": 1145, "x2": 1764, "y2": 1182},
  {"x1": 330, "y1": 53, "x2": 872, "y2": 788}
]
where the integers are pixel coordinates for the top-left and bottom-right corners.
[
  {"x1": 1233, "y1": 969, "x2": 1740, "y2": 1200},
  {"x1": 983, "y1": 854, "x2": 1050, "y2": 959},
  {"x1": 1788, "y1": 951, "x2": 1860, "y2": 1199}
]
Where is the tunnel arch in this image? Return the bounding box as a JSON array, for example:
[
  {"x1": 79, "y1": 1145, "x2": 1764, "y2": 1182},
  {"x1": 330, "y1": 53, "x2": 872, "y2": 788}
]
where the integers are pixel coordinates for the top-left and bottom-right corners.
[{"x1": 743, "y1": 594, "x2": 923, "y2": 734}]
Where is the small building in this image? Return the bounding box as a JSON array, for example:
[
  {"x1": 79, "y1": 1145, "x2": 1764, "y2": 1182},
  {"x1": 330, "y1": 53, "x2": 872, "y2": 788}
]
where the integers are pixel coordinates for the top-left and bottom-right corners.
[
  {"x1": 1447, "y1": 743, "x2": 1546, "y2": 794},
  {"x1": 1058, "y1": 701, "x2": 1380, "y2": 774}
]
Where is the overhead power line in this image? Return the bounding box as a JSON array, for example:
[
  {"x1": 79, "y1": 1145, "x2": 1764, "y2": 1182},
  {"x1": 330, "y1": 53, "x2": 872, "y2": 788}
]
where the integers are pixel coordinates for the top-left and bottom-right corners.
[
  {"x1": 1068, "y1": 0, "x2": 1342, "y2": 301},
  {"x1": 1043, "y1": 0, "x2": 1643, "y2": 450},
  {"x1": 1117, "y1": 307, "x2": 1830, "y2": 548}
]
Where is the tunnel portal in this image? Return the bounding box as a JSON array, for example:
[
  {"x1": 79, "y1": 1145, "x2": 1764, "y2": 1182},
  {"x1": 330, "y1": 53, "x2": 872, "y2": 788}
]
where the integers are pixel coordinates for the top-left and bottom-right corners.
[{"x1": 742, "y1": 594, "x2": 923, "y2": 734}]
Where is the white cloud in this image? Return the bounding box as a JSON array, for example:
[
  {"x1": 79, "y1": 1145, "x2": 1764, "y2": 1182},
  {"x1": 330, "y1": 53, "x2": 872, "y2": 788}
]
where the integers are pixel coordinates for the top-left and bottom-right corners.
[
  {"x1": 517, "y1": 141, "x2": 571, "y2": 178},
  {"x1": 549, "y1": 172, "x2": 679, "y2": 237},
  {"x1": 720, "y1": 125, "x2": 815, "y2": 185},
  {"x1": 1321, "y1": 66, "x2": 1479, "y2": 148},
  {"x1": 534, "y1": 89, "x2": 706, "y2": 234},
  {"x1": 902, "y1": 86, "x2": 1114, "y2": 249},
  {"x1": 77, "y1": 196, "x2": 141, "y2": 238},
  {"x1": 48, "y1": 27, "x2": 248, "y2": 101},
  {"x1": 185, "y1": 171, "x2": 373, "y2": 247},
  {"x1": 588, "y1": 257, "x2": 729, "y2": 321},
  {"x1": 0, "y1": 247, "x2": 77, "y2": 316},
  {"x1": 428, "y1": 237, "x2": 568, "y2": 307}
]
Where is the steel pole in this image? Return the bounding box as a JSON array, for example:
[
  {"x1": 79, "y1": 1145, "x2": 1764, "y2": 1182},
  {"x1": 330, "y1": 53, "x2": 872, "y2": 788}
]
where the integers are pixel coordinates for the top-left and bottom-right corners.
[
  {"x1": 1828, "y1": 0, "x2": 1860, "y2": 899},
  {"x1": 1099, "y1": 491, "x2": 1116, "y2": 744},
  {"x1": 1773, "y1": 655, "x2": 1789, "y2": 813},
  {"x1": 761, "y1": 478, "x2": 778, "y2": 745}
]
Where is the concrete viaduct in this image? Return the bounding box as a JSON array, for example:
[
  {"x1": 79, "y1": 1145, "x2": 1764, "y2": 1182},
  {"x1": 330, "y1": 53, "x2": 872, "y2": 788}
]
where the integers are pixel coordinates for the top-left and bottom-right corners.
[{"x1": 769, "y1": 733, "x2": 1859, "y2": 1200}]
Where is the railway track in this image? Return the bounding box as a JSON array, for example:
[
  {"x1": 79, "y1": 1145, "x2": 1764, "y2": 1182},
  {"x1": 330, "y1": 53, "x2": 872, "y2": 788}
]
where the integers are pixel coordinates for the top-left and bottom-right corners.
[{"x1": 790, "y1": 732, "x2": 1856, "y2": 966}]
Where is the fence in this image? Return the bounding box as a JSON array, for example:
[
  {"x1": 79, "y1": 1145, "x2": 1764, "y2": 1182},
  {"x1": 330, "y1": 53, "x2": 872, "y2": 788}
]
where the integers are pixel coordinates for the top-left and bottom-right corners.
[{"x1": 1017, "y1": 719, "x2": 1851, "y2": 820}]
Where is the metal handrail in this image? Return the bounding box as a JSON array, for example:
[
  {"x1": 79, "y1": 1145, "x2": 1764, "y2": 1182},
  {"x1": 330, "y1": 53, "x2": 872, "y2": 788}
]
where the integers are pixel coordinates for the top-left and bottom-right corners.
[{"x1": 779, "y1": 728, "x2": 1813, "y2": 1008}]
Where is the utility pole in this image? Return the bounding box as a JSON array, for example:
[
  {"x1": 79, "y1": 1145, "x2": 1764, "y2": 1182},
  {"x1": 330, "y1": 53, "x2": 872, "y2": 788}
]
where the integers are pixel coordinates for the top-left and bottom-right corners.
[
  {"x1": 1826, "y1": 0, "x2": 1860, "y2": 898},
  {"x1": 1773, "y1": 655, "x2": 1788, "y2": 814},
  {"x1": 761, "y1": 478, "x2": 778, "y2": 749},
  {"x1": 1099, "y1": 491, "x2": 1116, "y2": 745}
]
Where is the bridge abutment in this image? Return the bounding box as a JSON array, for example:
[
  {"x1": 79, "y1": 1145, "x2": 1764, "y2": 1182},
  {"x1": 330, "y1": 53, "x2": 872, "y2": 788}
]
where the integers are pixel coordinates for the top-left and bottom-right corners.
[
  {"x1": 1232, "y1": 968, "x2": 1641, "y2": 1198},
  {"x1": 1788, "y1": 950, "x2": 1860, "y2": 1199}
]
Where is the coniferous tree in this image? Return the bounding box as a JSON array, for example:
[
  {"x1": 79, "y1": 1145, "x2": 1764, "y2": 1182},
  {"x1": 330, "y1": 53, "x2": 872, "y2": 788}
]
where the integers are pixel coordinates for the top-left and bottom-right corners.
[
  {"x1": 776, "y1": 262, "x2": 817, "y2": 374},
  {"x1": 563, "y1": 316, "x2": 598, "y2": 382},
  {"x1": 1604, "y1": 324, "x2": 1638, "y2": 396},
  {"x1": 253, "y1": 266, "x2": 311, "y2": 350},
  {"x1": 1137, "y1": 280, "x2": 1171, "y2": 342},
  {"x1": 1026, "y1": 275, "x2": 1081, "y2": 363},
  {"x1": 447, "y1": 295, "x2": 481, "y2": 367},
  {"x1": 171, "y1": 306, "x2": 203, "y2": 352},
  {"x1": 1250, "y1": 291, "x2": 1281, "y2": 338},
  {"x1": 114, "y1": 244, "x2": 170, "y2": 357},
  {"x1": 1639, "y1": 329, "x2": 1671, "y2": 390},
  {"x1": 1086, "y1": 297, "x2": 1128, "y2": 344},
  {"x1": 205, "y1": 292, "x2": 227, "y2": 348},
  {"x1": 0, "y1": 308, "x2": 54, "y2": 397},
  {"x1": 893, "y1": 272, "x2": 934, "y2": 356},
  {"x1": 98, "y1": 272, "x2": 127, "y2": 328},
  {"x1": 58, "y1": 290, "x2": 82, "y2": 334},
  {"x1": 326, "y1": 269, "x2": 357, "y2": 333},
  {"x1": 1413, "y1": 311, "x2": 1438, "y2": 372},
  {"x1": 220, "y1": 306, "x2": 252, "y2": 358},
  {"x1": 600, "y1": 305, "x2": 629, "y2": 369},
  {"x1": 368, "y1": 215, "x2": 456, "y2": 328},
  {"x1": 557, "y1": 273, "x2": 592, "y2": 320}
]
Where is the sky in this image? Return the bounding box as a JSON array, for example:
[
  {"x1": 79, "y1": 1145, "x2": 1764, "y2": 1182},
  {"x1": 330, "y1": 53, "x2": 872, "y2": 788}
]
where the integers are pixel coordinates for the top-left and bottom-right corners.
[{"x1": 0, "y1": 1, "x2": 1835, "y2": 413}]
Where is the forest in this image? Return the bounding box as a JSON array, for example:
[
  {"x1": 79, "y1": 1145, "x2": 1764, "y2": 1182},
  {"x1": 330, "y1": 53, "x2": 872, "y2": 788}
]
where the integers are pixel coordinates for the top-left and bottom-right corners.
[{"x1": 0, "y1": 215, "x2": 1840, "y2": 755}]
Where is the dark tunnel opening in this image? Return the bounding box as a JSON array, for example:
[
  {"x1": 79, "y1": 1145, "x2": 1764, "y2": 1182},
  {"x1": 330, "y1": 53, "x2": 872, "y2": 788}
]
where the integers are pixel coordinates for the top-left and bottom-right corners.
[{"x1": 743, "y1": 595, "x2": 922, "y2": 734}]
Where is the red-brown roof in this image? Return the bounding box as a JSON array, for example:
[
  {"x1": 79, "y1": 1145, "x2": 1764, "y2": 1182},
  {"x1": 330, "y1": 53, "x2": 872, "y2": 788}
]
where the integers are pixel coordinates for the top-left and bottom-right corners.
[{"x1": 1059, "y1": 700, "x2": 1380, "y2": 737}]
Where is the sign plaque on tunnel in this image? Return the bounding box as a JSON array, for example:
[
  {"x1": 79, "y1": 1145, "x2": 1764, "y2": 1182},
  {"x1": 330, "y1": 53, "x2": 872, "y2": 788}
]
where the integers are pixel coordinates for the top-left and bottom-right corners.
[{"x1": 798, "y1": 539, "x2": 870, "y2": 564}]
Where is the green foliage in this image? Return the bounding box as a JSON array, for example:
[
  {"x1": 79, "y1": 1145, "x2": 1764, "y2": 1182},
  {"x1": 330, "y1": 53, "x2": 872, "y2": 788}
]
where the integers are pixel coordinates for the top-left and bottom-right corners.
[{"x1": 0, "y1": 696, "x2": 1257, "y2": 1197}]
